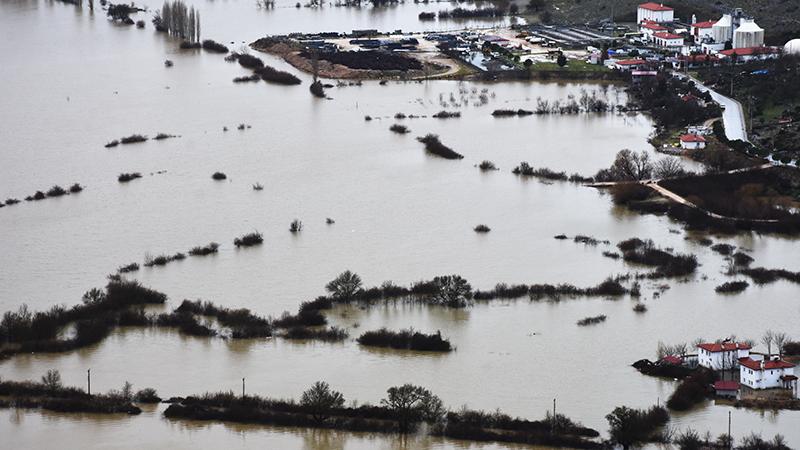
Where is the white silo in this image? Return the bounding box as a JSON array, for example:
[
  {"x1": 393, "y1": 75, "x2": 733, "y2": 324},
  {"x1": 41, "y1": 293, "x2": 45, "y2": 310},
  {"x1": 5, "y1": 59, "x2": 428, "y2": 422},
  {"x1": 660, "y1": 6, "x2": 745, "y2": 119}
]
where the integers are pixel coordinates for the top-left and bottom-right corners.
[
  {"x1": 784, "y1": 39, "x2": 800, "y2": 55},
  {"x1": 734, "y1": 19, "x2": 764, "y2": 49},
  {"x1": 712, "y1": 14, "x2": 732, "y2": 44}
]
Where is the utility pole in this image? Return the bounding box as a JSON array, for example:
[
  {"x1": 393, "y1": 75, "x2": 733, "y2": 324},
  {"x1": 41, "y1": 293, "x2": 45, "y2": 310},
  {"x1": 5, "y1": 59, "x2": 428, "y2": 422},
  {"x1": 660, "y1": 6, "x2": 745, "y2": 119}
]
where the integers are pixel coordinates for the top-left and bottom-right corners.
[
  {"x1": 551, "y1": 398, "x2": 557, "y2": 433},
  {"x1": 242, "y1": 378, "x2": 246, "y2": 398},
  {"x1": 728, "y1": 410, "x2": 733, "y2": 450},
  {"x1": 87, "y1": 369, "x2": 91, "y2": 395}
]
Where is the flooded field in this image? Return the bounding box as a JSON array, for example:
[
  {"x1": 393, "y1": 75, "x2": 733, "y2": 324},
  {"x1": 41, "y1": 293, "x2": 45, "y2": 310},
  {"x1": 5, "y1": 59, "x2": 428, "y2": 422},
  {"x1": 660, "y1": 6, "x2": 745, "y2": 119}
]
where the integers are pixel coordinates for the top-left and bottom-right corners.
[{"x1": 1, "y1": 0, "x2": 798, "y2": 448}]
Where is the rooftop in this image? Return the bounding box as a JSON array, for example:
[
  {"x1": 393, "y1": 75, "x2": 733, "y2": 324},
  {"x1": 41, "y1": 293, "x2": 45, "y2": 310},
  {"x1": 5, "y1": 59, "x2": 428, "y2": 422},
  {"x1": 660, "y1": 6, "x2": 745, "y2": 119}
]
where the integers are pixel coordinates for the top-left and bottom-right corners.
[
  {"x1": 654, "y1": 32, "x2": 683, "y2": 40},
  {"x1": 639, "y1": 2, "x2": 673, "y2": 12},
  {"x1": 692, "y1": 21, "x2": 717, "y2": 29},
  {"x1": 697, "y1": 342, "x2": 751, "y2": 353},
  {"x1": 714, "y1": 380, "x2": 739, "y2": 391},
  {"x1": 680, "y1": 134, "x2": 706, "y2": 143},
  {"x1": 739, "y1": 357, "x2": 796, "y2": 371},
  {"x1": 720, "y1": 47, "x2": 779, "y2": 57},
  {"x1": 615, "y1": 59, "x2": 647, "y2": 66}
]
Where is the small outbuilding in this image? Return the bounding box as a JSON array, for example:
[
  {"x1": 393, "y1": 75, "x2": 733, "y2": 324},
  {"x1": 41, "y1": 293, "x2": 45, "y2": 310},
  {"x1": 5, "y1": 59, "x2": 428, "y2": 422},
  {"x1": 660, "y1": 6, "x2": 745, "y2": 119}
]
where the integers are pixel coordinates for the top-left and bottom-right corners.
[
  {"x1": 713, "y1": 380, "x2": 739, "y2": 398},
  {"x1": 680, "y1": 134, "x2": 706, "y2": 149}
]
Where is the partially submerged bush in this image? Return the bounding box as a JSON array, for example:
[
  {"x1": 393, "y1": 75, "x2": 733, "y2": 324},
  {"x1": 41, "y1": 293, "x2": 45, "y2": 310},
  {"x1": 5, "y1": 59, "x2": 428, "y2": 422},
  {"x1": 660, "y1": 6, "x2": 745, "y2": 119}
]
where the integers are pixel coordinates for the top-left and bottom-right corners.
[
  {"x1": 202, "y1": 39, "x2": 229, "y2": 53},
  {"x1": 711, "y1": 243, "x2": 735, "y2": 256},
  {"x1": 134, "y1": 388, "x2": 161, "y2": 403},
  {"x1": 46, "y1": 185, "x2": 68, "y2": 197},
  {"x1": 389, "y1": 124, "x2": 409, "y2": 134},
  {"x1": 254, "y1": 65, "x2": 301, "y2": 85},
  {"x1": 478, "y1": 160, "x2": 497, "y2": 171},
  {"x1": 512, "y1": 162, "x2": 568, "y2": 181},
  {"x1": 417, "y1": 134, "x2": 463, "y2": 160},
  {"x1": 118, "y1": 263, "x2": 140, "y2": 273},
  {"x1": 576, "y1": 315, "x2": 607, "y2": 326},
  {"x1": 633, "y1": 303, "x2": 647, "y2": 313},
  {"x1": 188, "y1": 242, "x2": 219, "y2": 256},
  {"x1": 143, "y1": 252, "x2": 186, "y2": 267},
  {"x1": 289, "y1": 219, "x2": 303, "y2": 233},
  {"x1": 432, "y1": 111, "x2": 460, "y2": 119},
  {"x1": 211, "y1": 172, "x2": 227, "y2": 180},
  {"x1": 282, "y1": 326, "x2": 347, "y2": 341},
  {"x1": 120, "y1": 134, "x2": 148, "y2": 144},
  {"x1": 118, "y1": 172, "x2": 142, "y2": 183},
  {"x1": 610, "y1": 184, "x2": 653, "y2": 205},
  {"x1": 473, "y1": 224, "x2": 491, "y2": 233},
  {"x1": 69, "y1": 183, "x2": 83, "y2": 193},
  {"x1": 233, "y1": 232, "x2": 263, "y2": 247},
  {"x1": 357, "y1": 328, "x2": 452, "y2": 352},
  {"x1": 715, "y1": 281, "x2": 749, "y2": 294},
  {"x1": 105, "y1": 140, "x2": 120, "y2": 148},
  {"x1": 617, "y1": 238, "x2": 698, "y2": 278}
]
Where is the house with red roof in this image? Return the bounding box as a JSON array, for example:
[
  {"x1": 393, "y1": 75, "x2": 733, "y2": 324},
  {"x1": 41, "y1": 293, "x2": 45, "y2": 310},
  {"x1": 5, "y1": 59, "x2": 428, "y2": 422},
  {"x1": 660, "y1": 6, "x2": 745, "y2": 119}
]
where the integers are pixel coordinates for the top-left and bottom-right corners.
[
  {"x1": 637, "y1": 2, "x2": 674, "y2": 24},
  {"x1": 690, "y1": 20, "x2": 716, "y2": 41},
  {"x1": 697, "y1": 341, "x2": 751, "y2": 370},
  {"x1": 610, "y1": 59, "x2": 648, "y2": 71},
  {"x1": 713, "y1": 380, "x2": 740, "y2": 398},
  {"x1": 653, "y1": 32, "x2": 684, "y2": 49},
  {"x1": 680, "y1": 134, "x2": 706, "y2": 149},
  {"x1": 718, "y1": 46, "x2": 781, "y2": 63},
  {"x1": 740, "y1": 356, "x2": 797, "y2": 395}
]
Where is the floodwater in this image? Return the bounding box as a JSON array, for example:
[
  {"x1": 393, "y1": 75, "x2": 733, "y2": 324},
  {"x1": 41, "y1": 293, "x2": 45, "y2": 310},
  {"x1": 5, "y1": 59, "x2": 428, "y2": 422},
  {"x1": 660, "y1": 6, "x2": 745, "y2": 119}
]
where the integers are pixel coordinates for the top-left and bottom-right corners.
[{"x1": 1, "y1": 0, "x2": 799, "y2": 448}]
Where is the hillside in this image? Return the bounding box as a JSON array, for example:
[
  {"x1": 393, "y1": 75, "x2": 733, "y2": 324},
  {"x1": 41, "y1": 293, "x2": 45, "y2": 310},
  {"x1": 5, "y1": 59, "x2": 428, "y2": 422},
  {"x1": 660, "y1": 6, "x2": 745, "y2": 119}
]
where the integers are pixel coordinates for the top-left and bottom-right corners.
[{"x1": 544, "y1": 0, "x2": 799, "y2": 45}]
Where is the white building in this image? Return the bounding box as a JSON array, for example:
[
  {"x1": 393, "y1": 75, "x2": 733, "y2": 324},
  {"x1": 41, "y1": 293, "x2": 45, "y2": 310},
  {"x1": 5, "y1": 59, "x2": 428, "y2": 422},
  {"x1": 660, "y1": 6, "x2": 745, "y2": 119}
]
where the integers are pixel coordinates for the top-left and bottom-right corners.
[
  {"x1": 739, "y1": 356, "x2": 797, "y2": 393},
  {"x1": 718, "y1": 46, "x2": 781, "y2": 63},
  {"x1": 640, "y1": 21, "x2": 668, "y2": 41},
  {"x1": 691, "y1": 21, "x2": 716, "y2": 41},
  {"x1": 697, "y1": 342, "x2": 751, "y2": 370},
  {"x1": 712, "y1": 14, "x2": 733, "y2": 44},
  {"x1": 734, "y1": 19, "x2": 765, "y2": 49},
  {"x1": 652, "y1": 32, "x2": 684, "y2": 49},
  {"x1": 680, "y1": 134, "x2": 706, "y2": 149},
  {"x1": 637, "y1": 2, "x2": 674, "y2": 24}
]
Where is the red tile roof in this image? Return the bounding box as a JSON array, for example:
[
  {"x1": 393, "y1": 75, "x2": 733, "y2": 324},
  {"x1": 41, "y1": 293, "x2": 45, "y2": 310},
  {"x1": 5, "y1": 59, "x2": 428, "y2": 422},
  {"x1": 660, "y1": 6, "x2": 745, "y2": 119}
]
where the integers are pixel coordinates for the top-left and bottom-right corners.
[
  {"x1": 739, "y1": 357, "x2": 796, "y2": 371},
  {"x1": 639, "y1": 2, "x2": 673, "y2": 12},
  {"x1": 654, "y1": 32, "x2": 684, "y2": 40},
  {"x1": 697, "y1": 342, "x2": 750, "y2": 352},
  {"x1": 720, "y1": 47, "x2": 780, "y2": 57},
  {"x1": 714, "y1": 381, "x2": 739, "y2": 391},
  {"x1": 615, "y1": 59, "x2": 647, "y2": 66},
  {"x1": 692, "y1": 21, "x2": 716, "y2": 29},
  {"x1": 661, "y1": 355, "x2": 683, "y2": 365},
  {"x1": 641, "y1": 22, "x2": 668, "y2": 31},
  {"x1": 680, "y1": 134, "x2": 706, "y2": 143}
]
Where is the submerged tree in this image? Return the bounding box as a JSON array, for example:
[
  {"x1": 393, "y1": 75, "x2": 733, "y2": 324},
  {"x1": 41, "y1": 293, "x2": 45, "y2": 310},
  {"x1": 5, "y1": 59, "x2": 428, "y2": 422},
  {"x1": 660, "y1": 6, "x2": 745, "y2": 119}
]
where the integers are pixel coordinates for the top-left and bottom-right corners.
[
  {"x1": 381, "y1": 384, "x2": 444, "y2": 432},
  {"x1": 154, "y1": 0, "x2": 201, "y2": 42},
  {"x1": 300, "y1": 381, "x2": 345, "y2": 423},
  {"x1": 325, "y1": 270, "x2": 363, "y2": 300}
]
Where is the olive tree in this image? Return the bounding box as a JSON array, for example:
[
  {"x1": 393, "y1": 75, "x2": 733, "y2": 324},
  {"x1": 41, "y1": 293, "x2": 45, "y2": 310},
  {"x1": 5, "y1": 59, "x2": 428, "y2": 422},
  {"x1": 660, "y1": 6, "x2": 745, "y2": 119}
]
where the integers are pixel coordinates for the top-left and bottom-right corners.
[
  {"x1": 325, "y1": 270, "x2": 363, "y2": 300},
  {"x1": 300, "y1": 381, "x2": 345, "y2": 423},
  {"x1": 381, "y1": 384, "x2": 445, "y2": 432}
]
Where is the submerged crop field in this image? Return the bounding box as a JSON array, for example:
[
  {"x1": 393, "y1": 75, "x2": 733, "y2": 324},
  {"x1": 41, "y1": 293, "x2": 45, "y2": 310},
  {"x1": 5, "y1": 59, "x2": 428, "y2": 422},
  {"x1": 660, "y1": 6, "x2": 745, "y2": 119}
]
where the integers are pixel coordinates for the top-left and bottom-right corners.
[{"x1": 1, "y1": 0, "x2": 799, "y2": 448}]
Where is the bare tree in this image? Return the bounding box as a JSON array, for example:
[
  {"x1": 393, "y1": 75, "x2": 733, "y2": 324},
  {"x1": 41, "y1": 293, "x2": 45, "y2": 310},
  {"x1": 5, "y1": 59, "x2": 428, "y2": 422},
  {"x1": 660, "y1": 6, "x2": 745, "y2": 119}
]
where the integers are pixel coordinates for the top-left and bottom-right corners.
[
  {"x1": 773, "y1": 332, "x2": 788, "y2": 357},
  {"x1": 653, "y1": 157, "x2": 687, "y2": 179},
  {"x1": 761, "y1": 330, "x2": 775, "y2": 357}
]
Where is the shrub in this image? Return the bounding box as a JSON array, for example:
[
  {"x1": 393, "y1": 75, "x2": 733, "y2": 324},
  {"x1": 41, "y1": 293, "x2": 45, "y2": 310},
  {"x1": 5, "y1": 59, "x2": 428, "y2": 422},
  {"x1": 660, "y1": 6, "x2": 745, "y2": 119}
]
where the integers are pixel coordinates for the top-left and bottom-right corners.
[
  {"x1": 234, "y1": 53, "x2": 265, "y2": 70},
  {"x1": 431, "y1": 275, "x2": 472, "y2": 308},
  {"x1": 310, "y1": 81, "x2": 325, "y2": 98},
  {"x1": 473, "y1": 224, "x2": 491, "y2": 233},
  {"x1": 5, "y1": 198, "x2": 21, "y2": 206},
  {"x1": 118, "y1": 172, "x2": 142, "y2": 183},
  {"x1": 610, "y1": 184, "x2": 653, "y2": 205},
  {"x1": 120, "y1": 134, "x2": 147, "y2": 144},
  {"x1": 153, "y1": 133, "x2": 176, "y2": 140},
  {"x1": 289, "y1": 219, "x2": 303, "y2": 233},
  {"x1": 357, "y1": 328, "x2": 452, "y2": 352},
  {"x1": 667, "y1": 368, "x2": 715, "y2": 411},
  {"x1": 300, "y1": 381, "x2": 346, "y2": 423},
  {"x1": 382, "y1": 384, "x2": 444, "y2": 432},
  {"x1": 511, "y1": 162, "x2": 568, "y2": 181},
  {"x1": 282, "y1": 326, "x2": 347, "y2": 341},
  {"x1": 416, "y1": 134, "x2": 463, "y2": 160},
  {"x1": 389, "y1": 124, "x2": 409, "y2": 134},
  {"x1": 732, "y1": 252, "x2": 754, "y2": 267},
  {"x1": 478, "y1": 160, "x2": 497, "y2": 171},
  {"x1": 326, "y1": 270, "x2": 363, "y2": 301},
  {"x1": 491, "y1": 109, "x2": 533, "y2": 117},
  {"x1": 179, "y1": 41, "x2": 201, "y2": 49},
  {"x1": 576, "y1": 315, "x2": 606, "y2": 326},
  {"x1": 252, "y1": 183, "x2": 264, "y2": 191},
  {"x1": 233, "y1": 232, "x2": 263, "y2": 247},
  {"x1": 606, "y1": 405, "x2": 669, "y2": 449},
  {"x1": 254, "y1": 66, "x2": 301, "y2": 85},
  {"x1": 711, "y1": 243, "x2": 735, "y2": 256},
  {"x1": 118, "y1": 262, "x2": 140, "y2": 273},
  {"x1": 617, "y1": 238, "x2": 698, "y2": 278},
  {"x1": 233, "y1": 74, "x2": 261, "y2": 83},
  {"x1": 46, "y1": 185, "x2": 68, "y2": 197},
  {"x1": 105, "y1": 140, "x2": 120, "y2": 148},
  {"x1": 783, "y1": 341, "x2": 800, "y2": 356},
  {"x1": 432, "y1": 111, "x2": 460, "y2": 119},
  {"x1": 188, "y1": 242, "x2": 219, "y2": 256},
  {"x1": 633, "y1": 303, "x2": 647, "y2": 313},
  {"x1": 211, "y1": 172, "x2": 227, "y2": 180},
  {"x1": 715, "y1": 281, "x2": 749, "y2": 293},
  {"x1": 202, "y1": 39, "x2": 229, "y2": 53},
  {"x1": 134, "y1": 388, "x2": 161, "y2": 403}
]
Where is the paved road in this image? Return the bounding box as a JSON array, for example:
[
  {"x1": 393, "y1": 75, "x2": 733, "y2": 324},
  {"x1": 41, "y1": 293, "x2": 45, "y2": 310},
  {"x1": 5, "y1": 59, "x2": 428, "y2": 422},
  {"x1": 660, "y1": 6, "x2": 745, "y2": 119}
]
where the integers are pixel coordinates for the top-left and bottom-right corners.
[{"x1": 680, "y1": 73, "x2": 749, "y2": 143}]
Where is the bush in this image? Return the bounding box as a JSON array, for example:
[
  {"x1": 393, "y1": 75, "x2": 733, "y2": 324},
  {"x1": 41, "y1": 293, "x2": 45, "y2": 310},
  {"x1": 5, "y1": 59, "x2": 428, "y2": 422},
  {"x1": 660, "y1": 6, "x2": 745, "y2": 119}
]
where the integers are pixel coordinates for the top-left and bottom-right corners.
[
  {"x1": 606, "y1": 405, "x2": 669, "y2": 449},
  {"x1": 492, "y1": 109, "x2": 533, "y2": 117},
  {"x1": 711, "y1": 243, "x2": 735, "y2": 256},
  {"x1": 211, "y1": 172, "x2": 227, "y2": 180},
  {"x1": 234, "y1": 53, "x2": 265, "y2": 70},
  {"x1": 69, "y1": 183, "x2": 83, "y2": 193},
  {"x1": 326, "y1": 270, "x2": 363, "y2": 301},
  {"x1": 732, "y1": 252, "x2": 754, "y2": 267},
  {"x1": 120, "y1": 134, "x2": 147, "y2": 144},
  {"x1": 417, "y1": 134, "x2": 463, "y2": 160},
  {"x1": 389, "y1": 124, "x2": 409, "y2": 134},
  {"x1": 610, "y1": 184, "x2": 652, "y2": 205},
  {"x1": 105, "y1": 140, "x2": 120, "y2": 148},
  {"x1": 202, "y1": 39, "x2": 229, "y2": 53},
  {"x1": 118, "y1": 172, "x2": 142, "y2": 183},
  {"x1": 188, "y1": 242, "x2": 219, "y2": 256},
  {"x1": 431, "y1": 275, "x2": 472, "y2": 308},
  {"x1": 617, "y1": 238, "x2": 698, "y2": 278},
  {"x1": 478, "y1": 160, "x2": 497, "y2": 171},
  {"x1": 153, "y1": 133, "x2": 176, "y2": 140},
  {"x1": 512, "y1": 162, "x2": 568, "y2": 181},
  {"x1": 289, "y1": 219, "x2": 303, "y2": 233},
  {"x1": 233, "y1": 232, "x2": 263, "y2": 247},
  {"x1": 667, "y1": 368, "x2": 715, "y2": 411},
  {"x1": 46, "y1": 185, "x2": 67, "y2": 197},
  {"x1": 576, "y1": 315, "x2": 606, "y2": 326},
  {"x1": 783, "y1": 341, "x2": 800, "y2": 356},
  {"x1": 432, "y1": 111, "x2": 460, "y2": 119},
  {"x1": 282, "y1": 326, "x2": 347, "y2": 341},
  {"x1": 715, "y1": 281, "x2": 749, "y2": 293},
  {"x1": 473, "y1": 224, "x2": 491, "y2": 233},
  {"x1": 254, "y1": 66, "x2": 301, "y2": 85},
  {"x1": 118, "y1": 262, "x2": 140, "y2": 273},
  {"x1": 233, "y1": 74, "x2": 261, "y2": 83},
  {"x1": 357, "y1": 328, "x2": 452, "y2": 352},
  {"x1": 134, "y1": 388, "x2": 161, "y2": 403}
]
